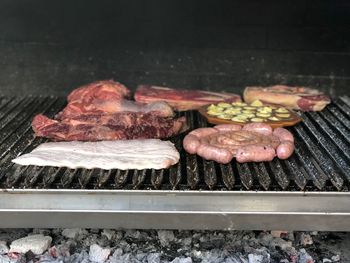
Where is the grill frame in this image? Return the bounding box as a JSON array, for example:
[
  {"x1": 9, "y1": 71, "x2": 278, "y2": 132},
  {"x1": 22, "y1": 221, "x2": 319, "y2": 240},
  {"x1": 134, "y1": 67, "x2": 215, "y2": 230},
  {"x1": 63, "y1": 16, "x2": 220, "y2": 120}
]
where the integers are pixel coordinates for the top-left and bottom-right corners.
[
  {"x1": 0, "y1": 95, "x2": 349, "y2": 229},
  {"x1": 1, "y1": 189, "x2": 350, "y2": 230}
]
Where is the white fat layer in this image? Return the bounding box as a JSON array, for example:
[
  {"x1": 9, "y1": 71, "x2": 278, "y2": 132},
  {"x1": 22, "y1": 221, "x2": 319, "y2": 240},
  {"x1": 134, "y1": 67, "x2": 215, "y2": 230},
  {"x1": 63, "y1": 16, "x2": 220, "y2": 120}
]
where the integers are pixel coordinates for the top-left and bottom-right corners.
[{"x1": 12, "y1": 139, "x2": 180, "y2": 170}]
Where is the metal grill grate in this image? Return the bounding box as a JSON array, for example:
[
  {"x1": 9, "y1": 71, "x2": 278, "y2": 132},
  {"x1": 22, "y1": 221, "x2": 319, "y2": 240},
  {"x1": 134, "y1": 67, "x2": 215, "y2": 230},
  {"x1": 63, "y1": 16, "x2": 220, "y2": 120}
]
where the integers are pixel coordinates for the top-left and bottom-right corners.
[{"x1": 1, "y1": 95, "x2": 350, "y2": 192}]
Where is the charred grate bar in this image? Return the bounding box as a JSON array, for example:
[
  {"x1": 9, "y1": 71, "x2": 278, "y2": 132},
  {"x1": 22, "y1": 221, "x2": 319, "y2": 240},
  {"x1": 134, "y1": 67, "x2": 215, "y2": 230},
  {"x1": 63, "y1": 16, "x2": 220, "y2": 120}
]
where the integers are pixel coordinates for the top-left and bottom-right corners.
[{"x1": 0, "y1": 95, "x2": 350, "y2": 192}]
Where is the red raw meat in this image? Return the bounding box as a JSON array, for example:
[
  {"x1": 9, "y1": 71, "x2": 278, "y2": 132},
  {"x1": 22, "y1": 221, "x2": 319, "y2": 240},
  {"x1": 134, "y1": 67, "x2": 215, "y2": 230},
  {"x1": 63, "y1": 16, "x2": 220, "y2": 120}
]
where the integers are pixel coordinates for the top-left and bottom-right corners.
[
  {"x1": 57, "y1": 81, "x2": 174, "y2": 119},
  {"x1": 32, "y1": 113, "x2": 186, "y2": 141},
  {"x1": 68, "y1": 80, "x2": 130, "y2": 103},
  {"x1": 57, "y1": 99, "x2": 175, "y2": 119},
  {"x1": 134, "y1": 85, "x2": 241, "y2": 111}
]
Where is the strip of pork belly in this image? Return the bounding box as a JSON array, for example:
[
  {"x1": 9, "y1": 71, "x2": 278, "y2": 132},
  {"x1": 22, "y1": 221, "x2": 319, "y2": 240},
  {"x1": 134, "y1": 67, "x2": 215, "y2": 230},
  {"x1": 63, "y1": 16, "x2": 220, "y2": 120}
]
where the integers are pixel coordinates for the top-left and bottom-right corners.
[
  {"x1": 12, "y1": 139, "x2": 179, "y2": 170},
  {"x1": 56, "y1": 99, "x2": 174, "y2": 119},
  {"x1": 32, "y1": 113, "x2": 186, "y2": 141}
]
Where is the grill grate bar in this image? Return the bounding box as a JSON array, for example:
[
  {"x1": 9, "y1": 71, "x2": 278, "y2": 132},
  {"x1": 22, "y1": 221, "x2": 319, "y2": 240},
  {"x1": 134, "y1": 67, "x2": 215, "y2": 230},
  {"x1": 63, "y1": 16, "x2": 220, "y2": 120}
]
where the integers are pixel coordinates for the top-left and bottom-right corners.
[
  {"x1": 114, "y1": 170, "x2": 129, "y2": 188},
  {"x1": 0, "y1": 96, "x2": 350, "y2": 191},
  {"x1": 300, "y1": 114, "x2": 350, "y2": 180},
  {"x1": 236, "y1": 162, "x2": 253, "y2": 190},
  {"x1": 320, "y1": 109, "x2": 350, "y2": 144},
  {"x1": 220, "y1": 163, "x2": 235, "y2": 190},
  {"x1": 94, "y1": 169, "x2": 114, "y2": 189},
  {"x1": 268, "y1": 159, "x2": 290, "y2": 190},
  {"x1": 293, "y1": 140, "x2": 328, "y2": 189},
  {"x1": 203, "y1": 160, "x2": 217, "y2": 190},
  {"x1": 0, "y1": 97, "x2": 63, "y2": 184},
  {"x1": 291, "y1": 125, "x2": 344, "y2": 190},
  {"x1": 308, "y1": 112, "x2": 350, "y2": 161},
  {"x1": 327, "y1": 105, "x2": 350, "y2": 128},
  {"x1": 132, "y1": 169, "x2": 147, "y2": 189},
  {"x1": 283, "y1": 156, "x2": 307, "y2": 190},
  {"x1": 151, "y1": 169, "x2": 164, "y2": 189},
  {"x1": 252, "y1": 163, "x2": 271, "y2": 190}
]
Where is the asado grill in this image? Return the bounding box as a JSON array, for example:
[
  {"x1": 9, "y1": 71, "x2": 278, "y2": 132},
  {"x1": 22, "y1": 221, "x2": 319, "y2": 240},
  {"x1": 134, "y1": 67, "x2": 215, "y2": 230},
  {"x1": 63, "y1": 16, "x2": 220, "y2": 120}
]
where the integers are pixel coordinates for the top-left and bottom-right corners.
[{"x1": 0, "y1": 95, "x2": 349, "y2": 230}]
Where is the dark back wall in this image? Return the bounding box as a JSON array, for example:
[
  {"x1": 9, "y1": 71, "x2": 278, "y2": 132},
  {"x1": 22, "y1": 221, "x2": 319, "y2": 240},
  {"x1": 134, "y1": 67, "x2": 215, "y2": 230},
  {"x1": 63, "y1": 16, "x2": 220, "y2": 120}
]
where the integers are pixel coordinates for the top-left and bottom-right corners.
[{"x1": 0, "y1": 0, "x2": 349, "y2": 97}]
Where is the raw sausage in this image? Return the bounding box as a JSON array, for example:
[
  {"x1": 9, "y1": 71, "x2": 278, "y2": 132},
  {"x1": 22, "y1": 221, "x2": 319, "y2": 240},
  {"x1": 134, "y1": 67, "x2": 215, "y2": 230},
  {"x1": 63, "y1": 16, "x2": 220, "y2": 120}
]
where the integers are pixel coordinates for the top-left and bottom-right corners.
[
  {"x1": 273, "y1": 128, "x2": 294, "y2": 142},
  {"x1": 276, "y1": 141, "x2": 295, "y2": 159},
  {"x1": 197, "y1": 144, "x2": 233, "y2": 164},
  {"x1": 214, "y1": 124, "x2": 242, "y2": 132},
  {"x1": 242, "y1": 123, "x2": 273, "y2": 136},
  {"x1": 236, "y1": 145, "x2": 276, "y2": 163}
]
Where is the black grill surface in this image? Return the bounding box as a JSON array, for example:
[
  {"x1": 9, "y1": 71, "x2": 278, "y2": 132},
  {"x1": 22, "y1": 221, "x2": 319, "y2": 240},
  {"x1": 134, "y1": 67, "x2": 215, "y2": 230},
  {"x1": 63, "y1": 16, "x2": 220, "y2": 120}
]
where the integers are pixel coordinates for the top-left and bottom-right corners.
[{"x1": 1, "y1": 96, "x2": 350, "y2": 191}]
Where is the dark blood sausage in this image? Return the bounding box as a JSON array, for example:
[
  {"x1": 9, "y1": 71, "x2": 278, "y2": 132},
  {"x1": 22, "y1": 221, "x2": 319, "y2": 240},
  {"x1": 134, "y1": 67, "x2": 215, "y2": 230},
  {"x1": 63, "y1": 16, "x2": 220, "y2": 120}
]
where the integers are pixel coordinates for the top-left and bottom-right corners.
[
  {"x1": 182, "y1": 124, "x2": 295, "y2": 163},
  {"x1": 236, "y1": 145, "x2": 276, "y2": 163},
  {"x1": 242, "y1": 123, "x2": 273, "y2": 136}
]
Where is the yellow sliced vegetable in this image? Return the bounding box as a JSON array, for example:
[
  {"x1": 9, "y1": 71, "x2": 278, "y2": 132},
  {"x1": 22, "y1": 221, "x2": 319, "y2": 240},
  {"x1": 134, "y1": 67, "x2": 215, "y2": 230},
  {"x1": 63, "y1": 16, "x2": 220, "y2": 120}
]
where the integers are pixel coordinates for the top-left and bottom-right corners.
[
  {"x1": 224, "y1": 108, "x2": 241, "y2": 114},
  {"x1": 276, "y1": 113, "x2": 291, "y2": 118},
  {"x1": 251, "y1": 118, "x2": 264, "y2": 122},
  {"x1": 268, "y1": 116, "x2": 279, "y2": 121},
  {"x1": 207, "y1": 110, "x2": 222, "y2": 116},
  {"x1": 250, "y1": 100, "x2": 263, "y2": 107},
  {"x1": 231, "y1": 117, "x2": 246, "y2": 122},
  {"x1": 218, "y1": 114, "x2": 232, "y2": 120},
  {"x1": 232, "y1": 102, "x2": 247, "y2": 106},
  {"x1": 243, "y1": 106, "x2": 256, "y2": 110},
  {"x1": 276, "y1": 107, "x2": 289, "y2": 113},
  {"x1": 256, "y1": 113, "x2": 271, "y2": 118},
  {"x1": 217, "y1": 102, "x2": 232, "y2": 108}
]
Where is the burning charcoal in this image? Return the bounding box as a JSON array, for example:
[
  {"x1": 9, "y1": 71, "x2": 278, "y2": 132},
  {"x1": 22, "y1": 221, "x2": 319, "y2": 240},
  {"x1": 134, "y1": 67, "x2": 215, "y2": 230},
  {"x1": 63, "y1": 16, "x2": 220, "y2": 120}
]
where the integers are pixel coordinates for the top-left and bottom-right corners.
[
  {"x1": 270, "y1": 231, "x2": 288, "y2": 238},
  {"x1": 135, "y1": 251, "x2": 147, "y2": 261},
  {"x1": 102, "y1": 229, "x2": 116, "y2": 241},
  {"x1": 0, "y1": 241, "x2": 9, "y2": 254},
  {"x1": 48, "y1": 243, "x2": 71, "y2": 258},
  {"x1": 194, "y1": 249, "x2": 225, "y2": 262},
  {"x1": 248, "y1": 254, "x2": 264, "y2": 263},
  {"x1": 69, "y1": 250, "x2": 89, "y2": 262},
  {"x1": 24, "y1": 250, "x2": 36, "y2": 262},
  {"x1": 82, "y1": 234, "x2": 100, "y2": 247},
  {"x1": 124, "y1": 230, "x2": 142, "y2": 240},
  {"x1": 32, "y1": 229, "x2": 52, "y2": 236},
  {"x1": 61, "y1": 228, "x2": 88, "y2": 239},
  {"x1": 89, "y1": 244, "x2": 111, "y2": 263},
  {"x1": 298, "y1": 249, "x2": 314, "y2": 263},
  {"x1": 258, "y1": 233, "x2": 273, "y2": 247},
  {"x1": 0, "y1": 229, "x2": 31, "y2": 244},
  {"x1": 108, "y1": 249, "x2": 134, "y2": 263},
  {"x1": 331, "y1": 255, "x2": 340, "y2": 262},
  {"x1": 96, "y1": 236, "x2": 111, "y2": 248},
  {"x1": 181, "y1": 237, "x2": 192, "y2": 247},
  {"x1": 298, "y1": 233, "x2": 313, "y2": 246},
  {"x1": 9, "y1": 234, "x2": 52, "y2": 255},
  {"x1": 157, "y1": 230, "x2": 175, "y2": 247},
  {"x1": 269, "y1": 238, "x2": 293, "y2": 250},
  {"x1": 170, "y1": 257, "x2": 193, "y2": 263},
  {"x1": 147, "y1": 253, "x2": 161, "y2": 263},
  {"x1": 90, "y1": 229, "x2": 100, "y2": 234}
]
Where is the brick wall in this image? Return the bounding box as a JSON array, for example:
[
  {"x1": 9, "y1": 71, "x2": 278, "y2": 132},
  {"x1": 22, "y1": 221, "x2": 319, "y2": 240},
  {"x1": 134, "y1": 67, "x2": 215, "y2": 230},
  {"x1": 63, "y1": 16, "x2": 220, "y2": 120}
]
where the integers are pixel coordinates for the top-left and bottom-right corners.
[{"x1": 0, "y1": 0, "x2": 349, "y2": 96}]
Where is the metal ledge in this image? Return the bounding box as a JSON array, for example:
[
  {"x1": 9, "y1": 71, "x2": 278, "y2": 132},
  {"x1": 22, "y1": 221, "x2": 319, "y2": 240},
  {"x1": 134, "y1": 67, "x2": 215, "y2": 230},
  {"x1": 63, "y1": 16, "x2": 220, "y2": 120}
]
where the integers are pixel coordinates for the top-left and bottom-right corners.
[{"x1": 1, "y1": 189, "x2": 350, "y2": 230}]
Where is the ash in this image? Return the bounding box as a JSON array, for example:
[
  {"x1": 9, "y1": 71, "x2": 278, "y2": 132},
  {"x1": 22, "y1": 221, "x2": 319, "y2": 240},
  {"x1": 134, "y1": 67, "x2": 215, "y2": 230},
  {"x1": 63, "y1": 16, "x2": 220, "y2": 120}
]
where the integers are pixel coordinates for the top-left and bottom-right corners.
[{"x1": 0, "y1": 229, "x2": 348, "y2": 263}]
